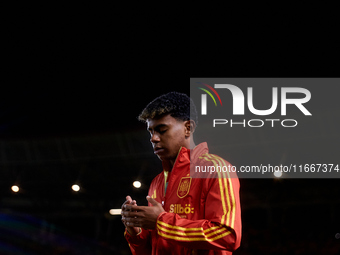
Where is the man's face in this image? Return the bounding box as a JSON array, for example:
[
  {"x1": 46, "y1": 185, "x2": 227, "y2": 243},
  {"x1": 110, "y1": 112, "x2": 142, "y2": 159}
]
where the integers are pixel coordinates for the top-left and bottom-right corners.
[{"x1": 147, "y1": 114, "x2": 188, "y2": 162}]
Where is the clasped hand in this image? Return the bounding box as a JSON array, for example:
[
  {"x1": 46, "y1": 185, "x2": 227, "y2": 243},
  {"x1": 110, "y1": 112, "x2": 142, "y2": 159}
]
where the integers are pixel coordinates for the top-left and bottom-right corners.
[{"x1": 121, "y1": 195, "x2": 165, "y2": 230}]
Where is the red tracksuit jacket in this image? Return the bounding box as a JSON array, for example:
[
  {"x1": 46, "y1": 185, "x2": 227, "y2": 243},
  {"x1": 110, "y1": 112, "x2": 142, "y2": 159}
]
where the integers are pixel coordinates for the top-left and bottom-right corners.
[{"x1": 125, "y1": 142, "x2": 241, "y2": 255}]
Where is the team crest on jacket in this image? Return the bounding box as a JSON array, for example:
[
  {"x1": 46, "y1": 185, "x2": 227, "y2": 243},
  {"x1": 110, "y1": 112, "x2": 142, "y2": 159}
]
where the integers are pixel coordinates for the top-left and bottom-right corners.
[{"x1": 177, "y1": 177, "x2": 192, "y2": 198}]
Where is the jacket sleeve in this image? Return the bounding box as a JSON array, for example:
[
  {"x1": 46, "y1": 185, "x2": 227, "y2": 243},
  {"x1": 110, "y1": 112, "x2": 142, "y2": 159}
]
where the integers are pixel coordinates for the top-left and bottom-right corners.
[
  {"x1": 156, "y1": 168, "x2": 241, "y2": 251},
  {"x1": 124, "y1": 227, "x2": 152, "y2": 254}
]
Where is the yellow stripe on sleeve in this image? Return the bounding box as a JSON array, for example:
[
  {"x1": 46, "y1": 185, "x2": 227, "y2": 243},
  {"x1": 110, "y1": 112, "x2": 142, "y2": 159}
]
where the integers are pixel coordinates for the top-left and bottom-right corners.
[
  {"x1": 214, "y1": 156, "x2": 232, "y2": 227},
  {"x1": 157, "y1": 223, "x2": 228, "y2": 238},
  {"x1": 157, "y1": 224, "x2": 205, "y2": 236},
  {"x1": 200, "y1": 154, "x2": 228, "y2": 225},
  {"x1": 157, "y1": 228, "x2": 231, "y2": 242},
  {"x1": 199, "y1": 153, "x2": 236, "y2": 229},
  {"x1": 157, "y1": 220, "x2": 202, "y2": 231}
]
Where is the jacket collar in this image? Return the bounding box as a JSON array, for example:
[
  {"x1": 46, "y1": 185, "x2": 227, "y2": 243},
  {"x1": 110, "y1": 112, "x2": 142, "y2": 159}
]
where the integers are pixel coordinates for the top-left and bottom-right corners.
[{"x1": 162, "y1": 142, "x2": 209, "y2": 172}]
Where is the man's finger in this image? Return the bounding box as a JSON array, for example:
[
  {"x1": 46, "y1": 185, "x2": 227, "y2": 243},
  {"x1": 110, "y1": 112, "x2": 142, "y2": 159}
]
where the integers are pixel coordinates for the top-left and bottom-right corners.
[
  {"x1": 124, "y1": 204, "x2": 147, "y2": 211},
  {"x1": 122, "y1": 209, "x2": 142, "y2": 218},
  {"x1": 146, "y1": 196, "x2": 160, "y2": 206},
  {"x1": 126, "y1": 221, "x2": 141, "y2": 227},
  {"x1": 124, "y1": 216, "x2": 142, "y2": 226},
  {"x1": 121, "y1": 200, "x2": 131, "y2": 211}
]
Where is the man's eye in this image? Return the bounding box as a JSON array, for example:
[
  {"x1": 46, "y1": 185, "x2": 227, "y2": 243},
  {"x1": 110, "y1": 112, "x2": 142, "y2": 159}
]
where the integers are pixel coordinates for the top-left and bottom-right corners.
[{"x1": 159, "y1": 130, "x2": 167, "y2": 134}]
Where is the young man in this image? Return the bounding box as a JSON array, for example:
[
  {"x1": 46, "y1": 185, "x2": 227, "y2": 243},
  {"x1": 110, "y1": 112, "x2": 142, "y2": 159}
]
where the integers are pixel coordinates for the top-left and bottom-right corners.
[{"x1": 121, "y1": 92, "x2": 241, "y2": 254}]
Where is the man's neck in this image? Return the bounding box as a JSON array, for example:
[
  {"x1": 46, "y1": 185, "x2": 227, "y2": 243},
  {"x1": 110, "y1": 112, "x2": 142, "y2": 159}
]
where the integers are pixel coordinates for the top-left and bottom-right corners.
[
  {"x1": 163, "y1": 159, "x2": 174, "y2": 172},
  {"x1": 162, "y1": 142, "x2": 196, "y2": 172}
]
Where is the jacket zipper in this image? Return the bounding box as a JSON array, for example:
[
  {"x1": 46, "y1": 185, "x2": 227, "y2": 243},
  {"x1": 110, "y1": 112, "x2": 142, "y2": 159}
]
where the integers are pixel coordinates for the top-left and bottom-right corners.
[{"x1": 163, "y1": 147, "x2": 184, "y2": 208}]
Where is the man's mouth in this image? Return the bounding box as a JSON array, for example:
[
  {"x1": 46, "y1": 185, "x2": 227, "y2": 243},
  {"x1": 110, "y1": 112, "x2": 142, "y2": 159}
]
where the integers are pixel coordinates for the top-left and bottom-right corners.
[{"x1": 154, "y1": 147, "x2": 165, "y2": 154}]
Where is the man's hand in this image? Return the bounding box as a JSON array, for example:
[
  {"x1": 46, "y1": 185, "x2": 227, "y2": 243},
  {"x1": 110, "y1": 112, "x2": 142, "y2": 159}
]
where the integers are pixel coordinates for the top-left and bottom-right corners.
[
  {"x1": 121, "y1": 196, "x2": 140, "y2": 236},
  {"x1": 122, "y1": 196, "x2": 165, "y2": 230}
]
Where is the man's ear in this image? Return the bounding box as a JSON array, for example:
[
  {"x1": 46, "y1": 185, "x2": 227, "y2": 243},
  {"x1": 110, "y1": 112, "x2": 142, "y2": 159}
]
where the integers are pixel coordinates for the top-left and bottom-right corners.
[{"x1": 185, "y1": 120, "x2": 196, "y2": 136}]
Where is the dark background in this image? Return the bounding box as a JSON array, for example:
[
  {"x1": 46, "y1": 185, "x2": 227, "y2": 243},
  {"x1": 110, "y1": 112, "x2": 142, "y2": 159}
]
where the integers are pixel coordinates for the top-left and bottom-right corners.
[{"x1": 1, "y1": 7, "x2": 339, "y2": 255}]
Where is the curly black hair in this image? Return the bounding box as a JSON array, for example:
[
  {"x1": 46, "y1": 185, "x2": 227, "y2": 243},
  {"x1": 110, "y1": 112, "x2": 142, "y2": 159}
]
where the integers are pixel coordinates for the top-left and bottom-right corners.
[{"x1": 138, "y1": 92, "x2": 198, "y2": 125}]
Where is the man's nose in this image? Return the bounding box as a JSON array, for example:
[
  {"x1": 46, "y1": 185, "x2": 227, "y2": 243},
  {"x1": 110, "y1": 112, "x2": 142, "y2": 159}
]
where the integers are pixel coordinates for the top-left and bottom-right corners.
[{"x1": 150, "y1": 133, "x2": 160, "y2": 143}]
